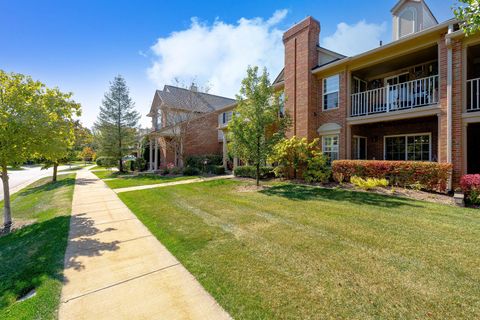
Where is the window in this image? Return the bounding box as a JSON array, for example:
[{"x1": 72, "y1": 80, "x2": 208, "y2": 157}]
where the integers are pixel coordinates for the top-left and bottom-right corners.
[
  {"x1": 353, "y1": 136, "x2": 367, "y2": 160},
  {"x1": 398, "y1": 7, "x2": 416, "y2": 38},
  {"x1": 221, "y1": 111, "x2": 233, "y2": 125},
  {"x1": 385, "y1": 134, "x2": 431, "y2": 161},
  {"x1": 323, "y1": 75, "x2": 339, "y2": 110},
  {"x1": 353, "y1": 77, "x2": 367, "y2": 94},
  {"x1": 322, "y1": 135, "x2": 339, "y2": 163},
  {"x1": 279, "y1": 92, "x2": 286, "y2": 117}
]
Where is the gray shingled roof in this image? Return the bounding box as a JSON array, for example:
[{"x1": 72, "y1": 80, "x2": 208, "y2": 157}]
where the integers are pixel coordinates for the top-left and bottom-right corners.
[{"x1": 157, "y1": 85, "x2": 236, "y2": 113}]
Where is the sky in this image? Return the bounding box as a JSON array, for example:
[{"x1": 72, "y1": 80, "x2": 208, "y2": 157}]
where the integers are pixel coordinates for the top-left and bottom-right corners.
[{"x1": 0, "y1": 0, "x2": 453, "y2": 128}]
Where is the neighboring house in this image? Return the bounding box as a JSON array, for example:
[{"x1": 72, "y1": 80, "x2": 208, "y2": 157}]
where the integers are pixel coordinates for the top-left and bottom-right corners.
[
  {"x1": 148, "y1": 0, "x2": 480, "y2": 187},
  {"x1": 147, "y1": 84, "x2": 235, "y2": 170}
]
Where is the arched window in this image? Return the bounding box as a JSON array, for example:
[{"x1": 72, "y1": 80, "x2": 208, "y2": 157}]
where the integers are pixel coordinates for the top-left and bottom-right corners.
[{"x1": 398, "y1": 7, "x2": 416, "y2": 38}]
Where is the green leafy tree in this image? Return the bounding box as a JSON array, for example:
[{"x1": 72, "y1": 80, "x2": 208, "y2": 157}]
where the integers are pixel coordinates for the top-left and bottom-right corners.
[
  {"x1": 94, "y1": 75, "x2": 139, "y2": 172},
  {"x1": 80, "y1": 146, "x2": 96, "y2": 163},
  {"x1": 0, "y1": 71, "x2": 47, "y2": 231},
  {"x1": 454, "y1": 0, "x2": 480, "y2": 36},
  {"x1": 40, "y1": 88, "x2": 81, "y2": 182},
  {"x1": 229, "y1": 66, "x2": 289, "y2": 186}
]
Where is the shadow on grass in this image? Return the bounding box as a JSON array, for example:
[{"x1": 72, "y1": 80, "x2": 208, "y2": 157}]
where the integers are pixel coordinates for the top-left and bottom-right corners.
[
  {"x1": 18, "y1": 177, "x2": 76, "y2": 197},
  {"x1": 0, "y1": 216, "x2": 70, "y2": 309},
  {"x1": 260, "y1": 184, "x2": 421, "y2": 208}
]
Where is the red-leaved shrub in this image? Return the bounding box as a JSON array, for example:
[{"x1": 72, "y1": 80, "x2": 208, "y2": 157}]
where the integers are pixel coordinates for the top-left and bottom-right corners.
[
  {"x1": 460, "y1": 174, "x2": 480, "y2": 204},
  {"x1": 332, "y1": 160, "x2": 452, "y2": 192}
]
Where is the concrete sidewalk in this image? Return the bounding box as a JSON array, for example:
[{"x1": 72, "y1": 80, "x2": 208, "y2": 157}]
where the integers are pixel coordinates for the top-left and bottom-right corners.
[
  {"x1": 113, "y1": 174, "x2": 234, "y2": 193},
  {"x1": 59, "y1": 170, "x2": 231, "y2": 320}
]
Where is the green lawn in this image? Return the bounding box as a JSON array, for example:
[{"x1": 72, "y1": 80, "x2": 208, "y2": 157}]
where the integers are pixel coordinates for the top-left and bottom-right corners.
[
  {"x1": 92, "y1": 170, "x2": 198, "y2": 189},
  {"x1": 0, "y1": 174, "x2": 76, "y2": 319},
  {"x1": 119, "y1": 179, "x2": 480, "y2": 319}
]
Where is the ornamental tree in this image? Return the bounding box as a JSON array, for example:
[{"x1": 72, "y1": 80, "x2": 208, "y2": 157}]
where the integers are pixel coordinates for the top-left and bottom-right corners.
[
  {"x1": 0, "y1": 71, "x2": 46, "y2": 231},
  {"x1": 94, "y1": 75, "x2": 139, "y2": 172},
  {"x1": 454, "y1": 0, "x2": 480, "y2": 36},
  {"x1": 269, "y1": 136, "x2": 315, "y2": 179},
  {"x1": 40, "y1": 88, "x2": 81, "y2": 182},
  {"x1": 229, "y1": 66, "x2": 290, "y2": 186}
]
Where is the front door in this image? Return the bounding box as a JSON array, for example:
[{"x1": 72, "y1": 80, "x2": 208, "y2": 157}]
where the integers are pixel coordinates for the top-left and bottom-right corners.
[
  {"x1": 353, "y1": 136, "x2": 367, "y2": 160},
  {"x1": 468, "y1": 123, "x2": 480, "y2": 173}
]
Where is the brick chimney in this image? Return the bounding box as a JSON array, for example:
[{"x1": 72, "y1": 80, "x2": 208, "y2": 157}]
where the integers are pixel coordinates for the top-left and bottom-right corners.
[{"x1": 283, "y1": 16, "x2": 320, "y2": 140}]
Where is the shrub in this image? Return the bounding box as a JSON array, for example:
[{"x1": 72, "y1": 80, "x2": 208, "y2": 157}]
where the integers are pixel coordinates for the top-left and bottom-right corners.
[
  {"x1": 185, "y1": 154, "x2": 223, "y2": 171},
  {"x1": 303, "y1": 151, "x2": 331, "y2": 183},
  {"x1": 270, "y1": 136, "x2": 313, "y2": 179},
  {"x1": 183, "y1": 166, "x2": 200, "y2": 176},
  {"x1": 208, "y1": 165, "x2": 225, "y2": 175},
  {"x1": 332, "y1": 160, "x2": 452, "y2": 192},
  {"x1": 134, "y1": 158, "x2": 146, "y2": 171},
  {"x1": 124, "y1": 159, "x2": 135, "y2": 172},
  {"x1": 234, "y1": 166, "x2": 274, "y2": 179},
  {"x1": 96, "y1": 156, "x2": 117, "y2": 168},
  {"x1": 460, "y1": 174, "x2": 480, "y2": 205},
  {"x1": 351, "y1": 176, "x2": 389, "y2": 190}
]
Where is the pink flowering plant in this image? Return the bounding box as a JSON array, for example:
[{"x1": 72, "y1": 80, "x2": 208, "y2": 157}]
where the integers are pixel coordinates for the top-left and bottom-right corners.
[{"x1": 460, "y1": 174, "x2": 480, "y2": 205}]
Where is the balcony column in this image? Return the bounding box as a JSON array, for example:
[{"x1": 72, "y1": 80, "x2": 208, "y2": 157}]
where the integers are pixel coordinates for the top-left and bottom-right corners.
[
  {"x1": 346, "y1": 124, "x2": 352, "y2": 159},
  {"x1": 149, "y1": 138, "x2": 153, "y2": 171},
  {"x1": 154, "y1": 138, "x2": 159, "y2": 171},
  {"x1": 222, "y1": 131, "x2": 228, "y2": 170}
]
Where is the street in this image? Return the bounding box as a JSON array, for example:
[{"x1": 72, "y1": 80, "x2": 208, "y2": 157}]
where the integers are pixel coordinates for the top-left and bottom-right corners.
[{"x1": 0, "y1": 165, "x2": 75, "y2": 201}]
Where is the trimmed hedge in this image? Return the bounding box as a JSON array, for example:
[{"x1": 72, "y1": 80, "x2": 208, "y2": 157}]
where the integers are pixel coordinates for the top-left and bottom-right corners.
[
  {"x1": 185, "y1": 154, "x2": 222, "y2": 170},
  {"x1": 95, "y1": 156, "x2": 117, "y2": 168},
  {"x1": 332, "y1": 160, "x2": 452, "y2": 192},
  {"x1": 234, "y1": 166, "x2": 275, "y2": 179},
  {"x1": 460, "y1": 174, "x2": 480, "y2": 205},
  {"x1": 183, "y1": 166, "x2": 200, "y2": 176}
]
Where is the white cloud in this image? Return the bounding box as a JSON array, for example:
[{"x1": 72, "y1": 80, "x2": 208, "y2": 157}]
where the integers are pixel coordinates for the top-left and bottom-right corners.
[
  {"x1": 322, "y1": 20, "x2": 387, "y2": 57},
  {"x1": 147, "y1": 10, "x2": 287, "y2": 98}
]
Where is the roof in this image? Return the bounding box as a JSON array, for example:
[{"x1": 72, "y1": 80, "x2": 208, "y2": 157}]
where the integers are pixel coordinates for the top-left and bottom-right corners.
[
  {"x1": 312, "y1": 18, "x2": 455, "y2": 75},
  {"x1": 153, "y1": 85, "x2": 236, "y2": 114},
  {"x1": 272, "y1": 68, "x2": 284, "y2": 86}
]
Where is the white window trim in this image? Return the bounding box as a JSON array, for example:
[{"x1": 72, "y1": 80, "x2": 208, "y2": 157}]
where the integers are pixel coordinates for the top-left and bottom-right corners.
[
  {"x1": 383, "y1": 132, "x2": 432, "y2": 161},
  {"x1": 322, "y1": 134, "x2": 340, "y2": 161},
  {"x1": 353, "y1": 135, "x2": 367, "y2": 160},
  {"x1": 384, "y1": 72, "x2": 410, "y2": 86},
  {"x1": 397, "y1": 7, "x2": 417, "y2": 39},
  {"x1": 353, "y1": 77, "x2": 367, "y2": 94},
  {"x1": 322, "y1": 74, "x2": 340, "y2": 111}
]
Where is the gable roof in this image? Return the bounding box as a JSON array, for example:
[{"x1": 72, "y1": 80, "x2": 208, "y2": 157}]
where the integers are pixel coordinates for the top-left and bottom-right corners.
[
  {"x1": 148, "y1": 85, "x2": 236, "y2": 116},
  {"x1": 391, "y1": 0, "x2": 438, "y2": 24}
]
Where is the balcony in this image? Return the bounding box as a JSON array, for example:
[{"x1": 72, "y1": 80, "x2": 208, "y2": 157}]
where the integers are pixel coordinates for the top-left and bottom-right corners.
[{"x1": 351, "y1": 75, "x2": 439, "y2": 117}]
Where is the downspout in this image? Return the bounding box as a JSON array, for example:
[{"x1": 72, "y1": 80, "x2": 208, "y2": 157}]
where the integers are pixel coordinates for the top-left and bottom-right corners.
[{"x1": 446, "y1": 24, "x2": 454, "y2": 189}]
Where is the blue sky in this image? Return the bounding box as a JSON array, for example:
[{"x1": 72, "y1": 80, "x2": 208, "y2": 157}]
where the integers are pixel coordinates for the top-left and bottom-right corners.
[{"x1": 0, "y1": 1, "x2": 453, "y2": 128}]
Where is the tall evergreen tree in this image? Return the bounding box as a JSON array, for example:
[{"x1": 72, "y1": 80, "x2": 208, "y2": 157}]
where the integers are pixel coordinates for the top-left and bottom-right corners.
[{"x1": 94, "y1": 75, "x2": 139, "y2": 172}]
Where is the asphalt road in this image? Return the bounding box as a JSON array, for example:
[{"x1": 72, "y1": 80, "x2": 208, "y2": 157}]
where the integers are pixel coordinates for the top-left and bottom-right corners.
[{"x1": 0, "y1": 165, "x2": 76, "y2": 201}]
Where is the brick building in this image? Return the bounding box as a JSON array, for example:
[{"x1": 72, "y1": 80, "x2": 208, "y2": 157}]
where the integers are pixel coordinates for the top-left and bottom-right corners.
[
  {"x1": 148, "y1": 0, "x2": 480, "y2": 186},
  {"x1": 272, "y1": 0, "x2": 480, "y2": 186},
  {"x1": 147, "y1": 85, "x2": 235, "y2": 170}
]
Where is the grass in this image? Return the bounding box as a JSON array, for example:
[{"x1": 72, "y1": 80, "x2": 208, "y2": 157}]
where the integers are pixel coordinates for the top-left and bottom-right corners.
[
  {"x1": 91, "y1": 169, "x2": 197, "y2": 189},
  {"x1": 0, "y1": 174, "x2": 76, "y2": 319},
  {"x1": 119, "y1": 179, "x2": 480, "y2": 319}
]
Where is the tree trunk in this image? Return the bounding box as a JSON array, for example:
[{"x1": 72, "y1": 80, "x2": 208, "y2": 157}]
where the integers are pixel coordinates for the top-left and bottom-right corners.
[
  {"x1": 1, "y1": 165, "x2": 12, "y2": 233},
  {"x1": 256, "y1": 136, "x2": 261, "y2": 186},
  {"x1": 119, "y1": 159, "x2": 123, "y2": 173},
  {"x1": 53, "y1": 163, "x2": 58, "y2": 182}
]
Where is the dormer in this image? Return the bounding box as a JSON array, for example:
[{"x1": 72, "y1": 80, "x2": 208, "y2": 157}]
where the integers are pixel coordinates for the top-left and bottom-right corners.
[{"x1": 391, "y1": 0, "x2": 438, "y2": 41}]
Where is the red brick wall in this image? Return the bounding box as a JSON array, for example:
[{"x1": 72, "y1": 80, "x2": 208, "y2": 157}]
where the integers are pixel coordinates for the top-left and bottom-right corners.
[
  {"x1": 316, "y1": 70, "x2": 348, "y2": 158},
  {"x1": 184, "y1": 111, "x2": 222, "y2": 157},
  {"x1": 452, "y1": 38, "x2": 464, "y2": 183},
  {"x1": 283, "y1": 17, "x2": 320, "y2": 140}
]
